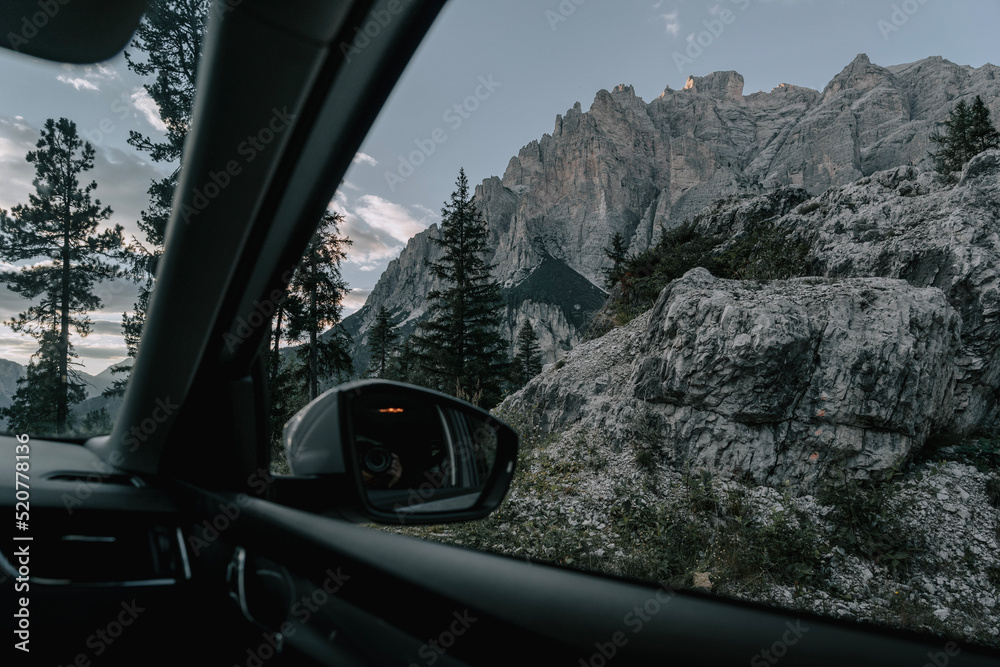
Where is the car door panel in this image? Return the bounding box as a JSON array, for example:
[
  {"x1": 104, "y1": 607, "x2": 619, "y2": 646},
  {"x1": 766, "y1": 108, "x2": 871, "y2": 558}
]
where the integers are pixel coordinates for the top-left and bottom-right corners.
[
  {"x1": 213, "y1": 496, "x2": 1000, "y2": 667},
  {"x1": 2, "y1": 436, "x2": 266, "y2": 664}
]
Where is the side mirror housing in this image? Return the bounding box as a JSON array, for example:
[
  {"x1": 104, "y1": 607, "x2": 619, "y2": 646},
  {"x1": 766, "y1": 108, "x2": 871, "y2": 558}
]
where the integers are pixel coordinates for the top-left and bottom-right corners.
[{"x1": 280, "y1": 380, "x2": 518, "y2": 524}]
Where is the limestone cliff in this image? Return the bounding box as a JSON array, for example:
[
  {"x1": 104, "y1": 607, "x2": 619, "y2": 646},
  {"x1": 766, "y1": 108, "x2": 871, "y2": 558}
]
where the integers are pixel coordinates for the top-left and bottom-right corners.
[{"x1": 345, "y1": 55, "x2": 1000, "y2": 370}]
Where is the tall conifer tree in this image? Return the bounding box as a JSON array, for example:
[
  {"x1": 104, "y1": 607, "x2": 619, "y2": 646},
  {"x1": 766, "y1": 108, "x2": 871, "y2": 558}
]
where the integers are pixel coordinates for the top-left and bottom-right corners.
[
  {"x1": 930, "y1": 96, "x2": 1000, "y2": 179},
  {"x1": 367, "y1": 306, "x2": 398, "y2": 378},
  {"x1": 412, "y1": 168, "x2": 508, "y2": 407},
  {"x1": 0, "y1": 118, "x2": 124, "y2": 434},
  {"x1": 285, "y1": 212, "x2": 353, "y2": 401},
  {"x1": 511, "y1": 322, "x2": 543, "y2": 388},
  {"x1": 602, "y1": 231, "x2": 629, "y2": 289}
]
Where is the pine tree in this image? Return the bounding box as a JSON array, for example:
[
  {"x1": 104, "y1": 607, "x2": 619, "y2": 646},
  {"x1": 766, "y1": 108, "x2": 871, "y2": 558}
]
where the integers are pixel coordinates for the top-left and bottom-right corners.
[
  {"x1": 602, "y1": 231, "x2": 629, "y2": 289},
  {"x1": 386, "y1": 334, "x2": 418, "y2": 384},
  {"x1": 285, "y1": 211, "x2": 354, "y2": 401},
  {"x1": 266, "y1": 296, "x2": 305, "y2": 450},
  {"x1": 411, "y1": 168, "x2": 508, "y2": 407},
  {"x1": 107, "y1": 0, "x2": 210, "y2": 396},
  {"x1": 264, "y1": 211, "x2": 351, "y2": 454},
  {"x1": 511, "y1": 322, "x2": 543, "y2": 387},
  {"x1": 930, "y1": 96, "x2": 1000, "y2": 179},
  {"x1": 0, "y1": 118, "x2": 124, "y2": 434},
  {"x1": 0, "y1": 332, "x2": 86, "y2": 434},
  {"x1": 366, "y1": 306, "x2": 398, "y2": 378},
  {"x1": 968, "y1": 96, "x2": 1000, "y2": 155}
]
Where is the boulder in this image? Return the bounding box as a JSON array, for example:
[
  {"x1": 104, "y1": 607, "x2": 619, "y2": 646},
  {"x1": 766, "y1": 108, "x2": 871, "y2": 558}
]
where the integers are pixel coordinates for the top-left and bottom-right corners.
[{"x1": 508, "y1": 268, "x2": 961, "y2": 488}]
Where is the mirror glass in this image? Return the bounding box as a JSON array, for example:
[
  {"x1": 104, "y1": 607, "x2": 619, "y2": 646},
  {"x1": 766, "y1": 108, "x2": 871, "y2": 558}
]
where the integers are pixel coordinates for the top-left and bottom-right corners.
[{"x1": 348, "y1": 391, "x2": 498, "y2": 515}]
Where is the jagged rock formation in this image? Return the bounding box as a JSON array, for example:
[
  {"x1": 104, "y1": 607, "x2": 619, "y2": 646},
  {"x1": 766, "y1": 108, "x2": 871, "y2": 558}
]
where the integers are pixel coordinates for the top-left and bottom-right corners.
[
  {"x1": 504, "y1": 151, "x2": 1000, "y2": 486},
  {"x1": 796, "y1": 156, "x2": 1000, "y2": 435},
  {"x1": 345, "y1": 55, "x2": 1000, "y2": 370},
  {"x1": 509, "y1": 269, "x2": 961, "y2": 487}
]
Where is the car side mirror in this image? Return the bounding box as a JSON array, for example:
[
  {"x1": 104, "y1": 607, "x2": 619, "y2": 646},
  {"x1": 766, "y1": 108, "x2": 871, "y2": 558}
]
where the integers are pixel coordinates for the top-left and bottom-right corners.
[{"x1": 281, "y1": 380, "x2": 518, "y2": 524}]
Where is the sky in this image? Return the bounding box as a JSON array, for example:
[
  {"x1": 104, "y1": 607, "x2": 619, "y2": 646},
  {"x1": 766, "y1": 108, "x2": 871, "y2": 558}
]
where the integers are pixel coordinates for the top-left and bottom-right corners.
[{"x1": 0, "y1": 0, "x2": 998, "y2": 374}]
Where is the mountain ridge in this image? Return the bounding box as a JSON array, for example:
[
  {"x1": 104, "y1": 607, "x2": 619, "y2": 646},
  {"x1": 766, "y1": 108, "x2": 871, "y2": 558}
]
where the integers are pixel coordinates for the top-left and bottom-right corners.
[
  {"x1": 343, "y1": 54, "x2": 1000, "y2": 370},
  {"x1": 0, "y1": 358, "x2": 123, "y2": 423}
]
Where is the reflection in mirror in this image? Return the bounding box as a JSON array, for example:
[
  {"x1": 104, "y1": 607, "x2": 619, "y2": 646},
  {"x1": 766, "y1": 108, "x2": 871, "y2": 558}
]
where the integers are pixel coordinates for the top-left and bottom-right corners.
[{"x1": 349, "y1": 392, "x2": 497, "y2": 515}]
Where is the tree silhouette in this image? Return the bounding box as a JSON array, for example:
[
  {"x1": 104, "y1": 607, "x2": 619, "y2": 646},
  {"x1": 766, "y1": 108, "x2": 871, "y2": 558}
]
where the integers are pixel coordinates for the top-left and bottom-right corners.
[
  {"x1": 1, "y1": 332, "x2": 87, "y2": 434},
  {"x1": 602, "y1": 231, "x2": 629, "y2": 289},
  {"x1": 285, "y1": 211, "x2": 353, "y2": 401},
  {"x1": 0, "y1": 118, "x2": 124, "y2": 433},
  {"x1": 107, "y1": 0, "x2": 211, "y2": 397},
  {"x1": 411, "y1": 168, "x2": 508, "y2": 406},
  {"x1": 366, "y1": 306, "x2": 399, "y2": 378},
  {"x1": 511, "y1": 322, "x2": 543, "y2": 387}
]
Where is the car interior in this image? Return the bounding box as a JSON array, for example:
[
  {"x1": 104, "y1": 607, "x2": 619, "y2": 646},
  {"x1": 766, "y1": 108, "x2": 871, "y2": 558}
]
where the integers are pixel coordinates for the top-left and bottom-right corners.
[{"x1": 2, "y1": 0, "x2": 1000, "y2": 665}]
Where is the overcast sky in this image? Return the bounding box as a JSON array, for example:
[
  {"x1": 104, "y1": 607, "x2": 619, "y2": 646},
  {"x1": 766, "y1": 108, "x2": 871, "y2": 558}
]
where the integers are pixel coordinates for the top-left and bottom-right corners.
[{"x1": 1, "y1": 0, "x2": 998, "y2": 374}]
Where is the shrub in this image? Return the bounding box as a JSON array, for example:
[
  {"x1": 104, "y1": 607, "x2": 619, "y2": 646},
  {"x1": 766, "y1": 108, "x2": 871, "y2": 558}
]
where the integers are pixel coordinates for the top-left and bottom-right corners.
[
  {"x1": 711, "y1": 220, "x2": 810, "y2": 281},
  {"x1": 614, "y1": 222, "x2": 718, "y2": 317},
  {"x1": 918, "y1": 431, "x2": 1000, "y2": 473},
  {"x1": 818, "y1": 471, "x2": 923, "y2": 575}
]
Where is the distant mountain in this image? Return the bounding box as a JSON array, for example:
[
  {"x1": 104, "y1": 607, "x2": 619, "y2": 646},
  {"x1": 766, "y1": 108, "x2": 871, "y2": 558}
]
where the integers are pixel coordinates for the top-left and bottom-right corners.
[
  {"x1": 343, "y1": 54, "x2": 1000, "y2": 370},
  {"x1": 0, "y1": 359, "x2": 25, "y2": 412},
  {"x1": 79, "y1": 362, "x2": 123, "y2": 399},
  {"x1": 0, "y1": 358, "x2": 126, "y2": 426}
]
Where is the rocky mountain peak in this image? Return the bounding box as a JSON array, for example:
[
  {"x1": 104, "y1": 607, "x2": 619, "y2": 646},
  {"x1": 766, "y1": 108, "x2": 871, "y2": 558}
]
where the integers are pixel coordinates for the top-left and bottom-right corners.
[
  {"x1": 345, "y1": 55, "x2": 1000, "y2": 376},
  {"x1": 822, "y1": 52, "x2": 895, "y2": 100},
  {"x1": 682, "y1": 70, "x2": 745, "y2": 101}
]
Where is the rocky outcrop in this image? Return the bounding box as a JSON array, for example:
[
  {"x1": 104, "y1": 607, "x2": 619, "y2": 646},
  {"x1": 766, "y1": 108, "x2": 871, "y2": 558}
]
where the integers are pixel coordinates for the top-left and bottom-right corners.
[
  {"x1": 505, "y1": 151, "x2": 1000, "y2": 485},
  {"x1": 345, "y1": 56, "x2": 1000, "y2": 370},
  {"x1": 508, "y1": 269, "x2": 961, "y2": 487},
  {"x1": 789, "y1": 155, "x2": 1000, "y2": 435},
  {"x1": 682, "y1": 71, "x2": 746, "y2": 101}
]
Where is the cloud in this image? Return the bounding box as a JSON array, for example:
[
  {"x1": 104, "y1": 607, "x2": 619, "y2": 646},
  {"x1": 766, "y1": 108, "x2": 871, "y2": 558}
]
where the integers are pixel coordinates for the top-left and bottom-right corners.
[
  {"x1": 342, "y1": 289, "x2": 371, "y2": 315},
  {"x1": 0, "y1": 337, "x2": 37, "y2": 365},
  {"x1": 70, "y1": 344, "x2": 128, "y2": 360},
  {"x1": 353, "y1": 195, "x2": 432, "y2": 242},
  {"x1": 130, "y1": 88, "x2": 168, "y2": 132},
  {"x1": 411, "y1": 203, "x2": 436, "y2": 218},
  {"x1": 55, "y1": 63, "x2": 120, "y2": 92},
  {"x1": 334, "y1": 209, "x2": 404, "y2": 271},
  {"x1": 0, "y1": 115, "x2": 167, "y2": 242},
  {"x1": 659, "y1": 10, "x2": 681, "y2": 36},
  {"x1": 87, "y1": 142, "x2": 172, "y2": 239},
  {"x1": 56, "y1": 76, "x2": 100, "y2": 91},
  {"x1": 0, "y1": 117, "x2": 42, "y2": 207},
  {"x1": 331, "y1": 192, "x2": 436, "y2": 271},
  {"x1": 352, "y1": 152, "x2": 378, "y2": 167},
  {"x1": 87, "y1": 319, "x2": 125, "y2": 336}
]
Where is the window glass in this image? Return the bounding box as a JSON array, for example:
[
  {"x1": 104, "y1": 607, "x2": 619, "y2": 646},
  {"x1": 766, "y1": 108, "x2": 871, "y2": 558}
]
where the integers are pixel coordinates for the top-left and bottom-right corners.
[
  {"x1": 339, "y1": 0, "x2": 1000, "y2": 649},
  {"x1": 0, "y1": 2, "x2": 210, "y2": 441},
  {"x1": 1, "y1": 0, "x2": 998, "y2": 649}
]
